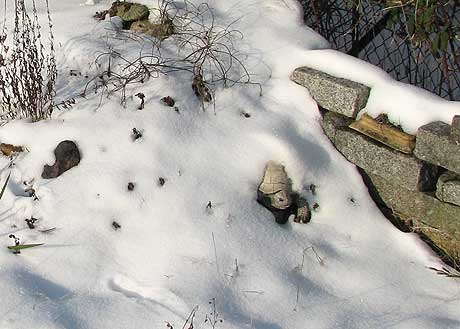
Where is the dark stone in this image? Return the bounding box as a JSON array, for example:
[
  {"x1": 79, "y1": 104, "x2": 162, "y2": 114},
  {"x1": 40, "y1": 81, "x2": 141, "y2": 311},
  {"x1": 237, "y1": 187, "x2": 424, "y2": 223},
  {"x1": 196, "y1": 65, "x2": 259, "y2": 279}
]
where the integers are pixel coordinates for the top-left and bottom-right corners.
[{"x1": 42, "y1": 141, "x2": 81, "y2": 179}]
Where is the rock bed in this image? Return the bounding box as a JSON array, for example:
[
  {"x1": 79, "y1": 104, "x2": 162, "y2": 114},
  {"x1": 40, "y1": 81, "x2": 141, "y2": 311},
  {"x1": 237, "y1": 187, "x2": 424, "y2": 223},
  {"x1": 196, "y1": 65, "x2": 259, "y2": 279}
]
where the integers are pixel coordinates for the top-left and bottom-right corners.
[{"x1": 291, "y1": 66, "x2": 460, "y2": 265}]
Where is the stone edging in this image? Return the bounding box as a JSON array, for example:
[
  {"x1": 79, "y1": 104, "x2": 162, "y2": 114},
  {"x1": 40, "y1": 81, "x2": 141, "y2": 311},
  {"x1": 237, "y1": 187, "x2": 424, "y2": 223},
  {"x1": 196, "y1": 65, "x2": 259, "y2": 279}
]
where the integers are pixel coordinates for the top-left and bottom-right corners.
[{"x1": 291, "y1": 66, "x2": 460, "y2": 263}]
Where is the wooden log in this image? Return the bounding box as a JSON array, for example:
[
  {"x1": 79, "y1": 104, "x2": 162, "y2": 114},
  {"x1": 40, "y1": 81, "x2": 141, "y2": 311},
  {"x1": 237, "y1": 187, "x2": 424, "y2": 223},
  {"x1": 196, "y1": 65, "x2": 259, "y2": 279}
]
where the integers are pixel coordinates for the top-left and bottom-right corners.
[{"x1": 349, "y1": 113, "x2": 415, "y2": 154}]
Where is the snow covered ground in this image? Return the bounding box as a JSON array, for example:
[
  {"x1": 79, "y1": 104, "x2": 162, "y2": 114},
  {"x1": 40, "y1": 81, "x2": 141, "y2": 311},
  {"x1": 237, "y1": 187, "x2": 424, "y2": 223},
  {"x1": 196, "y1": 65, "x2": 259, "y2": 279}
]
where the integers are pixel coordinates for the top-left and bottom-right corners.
[{"x1": 0, "y1": 0, "x2": 459, "y2": 328}]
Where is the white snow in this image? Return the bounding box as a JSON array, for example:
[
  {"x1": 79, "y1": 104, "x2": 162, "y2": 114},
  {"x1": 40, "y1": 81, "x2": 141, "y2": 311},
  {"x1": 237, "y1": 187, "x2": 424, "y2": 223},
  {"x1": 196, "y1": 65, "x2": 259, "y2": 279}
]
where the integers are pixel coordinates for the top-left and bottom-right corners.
[
  {"x1": 298, "y1": 49, "x2": 460, "y2": 134},
  {"x1": 0, "y1": 0, "x2": 459, "y2": 329}
]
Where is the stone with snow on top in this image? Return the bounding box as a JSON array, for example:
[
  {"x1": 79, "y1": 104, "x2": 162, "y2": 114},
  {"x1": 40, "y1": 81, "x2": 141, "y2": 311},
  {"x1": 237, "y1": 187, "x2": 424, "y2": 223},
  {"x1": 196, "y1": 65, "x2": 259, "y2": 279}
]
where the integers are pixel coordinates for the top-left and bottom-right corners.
[
  {"x1": 120, "y1": 3, "x2": 149, "y2": 22},
  {"x1": 414, "y1": 121, "x2": 460, "y2": 175},
  {"x1": 291, "y1": 66, "x2": 370, "y2": 118}
]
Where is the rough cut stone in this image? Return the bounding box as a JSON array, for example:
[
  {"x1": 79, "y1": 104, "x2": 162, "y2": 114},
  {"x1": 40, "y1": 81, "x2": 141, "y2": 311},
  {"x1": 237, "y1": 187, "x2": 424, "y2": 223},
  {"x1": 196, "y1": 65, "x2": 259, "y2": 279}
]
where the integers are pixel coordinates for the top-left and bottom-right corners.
[
  {"x1": 291, "y1": 67, "x2": 370, "y2": 118},
  {"x1": 414, "y1": 121, "x2": 460, "y2": 174},
  {"x1": 42, "y1": 140, "x2": 81, "y2": 179},
  {"x1": 322, "y1": 111, "x2": 438, "y2": 191},
  {"x1": 436, "y1": 171, "x2": 460, "y2": 206},
  {"x1": 450, "y1": 115, "x2": 460, "y2": 145},
  {"x1": 366, "y1": 173, "x2": 460, "y2": 259}
]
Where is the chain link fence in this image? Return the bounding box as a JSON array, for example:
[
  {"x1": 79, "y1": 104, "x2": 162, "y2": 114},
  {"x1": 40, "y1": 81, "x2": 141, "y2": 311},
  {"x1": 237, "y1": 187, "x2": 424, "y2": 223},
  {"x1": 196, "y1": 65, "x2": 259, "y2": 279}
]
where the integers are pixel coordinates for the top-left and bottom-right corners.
[{"x1": 300, "y1": 0, "x2": 460, "y2": 101}]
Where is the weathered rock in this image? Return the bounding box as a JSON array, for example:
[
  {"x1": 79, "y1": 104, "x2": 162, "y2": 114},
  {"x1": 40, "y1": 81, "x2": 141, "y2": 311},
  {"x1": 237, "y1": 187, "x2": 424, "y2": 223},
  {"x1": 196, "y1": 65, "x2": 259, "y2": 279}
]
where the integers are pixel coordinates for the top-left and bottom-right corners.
[
  {"x1": 119, "y1": 3, "x2": 149, "y2": 22},
  {"x1": 291, "y1": 67, "x2": 370, "y2": 118},
  {"x1": 449, "y1": 115, "x2": 460, "y2": 145},
  {"x1": 111, "y1": 1, "x2": 131, "y2": 18},
  {"x1": 322, "y1": 111, "x2": 438, "y2": 191},
  {"x1": 414, "y1": 121, "x2": 460, "y2": 174},
  {"x1": 436, "y1": 171, "x2": 460, "y2": 206},
  {"x1": 94, "y1": 1, "x2": 131, "y2": 21},
  {"x1": 42, "y1": 141, "x2": 81, "y2": 179},
  {"x1": 366, "y1": 173, "x2": 460, "y2": 260}
]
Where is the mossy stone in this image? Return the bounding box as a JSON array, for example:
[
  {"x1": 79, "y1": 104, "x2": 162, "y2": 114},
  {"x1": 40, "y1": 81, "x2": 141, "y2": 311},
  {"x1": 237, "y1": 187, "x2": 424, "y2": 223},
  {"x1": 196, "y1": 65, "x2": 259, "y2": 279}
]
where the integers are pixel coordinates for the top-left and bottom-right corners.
[{"x1": 120, "y1": 3, "x2": 149, "y2": 22}]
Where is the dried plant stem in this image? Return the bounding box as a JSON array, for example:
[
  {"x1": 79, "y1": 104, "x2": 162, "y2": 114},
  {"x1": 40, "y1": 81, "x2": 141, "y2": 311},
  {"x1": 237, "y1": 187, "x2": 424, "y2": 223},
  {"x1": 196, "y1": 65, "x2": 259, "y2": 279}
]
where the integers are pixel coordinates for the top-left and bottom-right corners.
[{"x1": 0, "y1": 0, "x2": 56, "y2": 123}]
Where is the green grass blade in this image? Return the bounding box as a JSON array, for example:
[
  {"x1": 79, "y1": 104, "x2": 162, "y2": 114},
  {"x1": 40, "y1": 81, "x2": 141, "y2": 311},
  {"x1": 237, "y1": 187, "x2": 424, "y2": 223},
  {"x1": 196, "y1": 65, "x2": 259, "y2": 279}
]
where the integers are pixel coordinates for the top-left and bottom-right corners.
[
  {"x1": 7, "y1": 243, "x2": 44, "y2": 251},
  {"x1": 0, "y1": 170, "x2": 11, "y2": 201}
]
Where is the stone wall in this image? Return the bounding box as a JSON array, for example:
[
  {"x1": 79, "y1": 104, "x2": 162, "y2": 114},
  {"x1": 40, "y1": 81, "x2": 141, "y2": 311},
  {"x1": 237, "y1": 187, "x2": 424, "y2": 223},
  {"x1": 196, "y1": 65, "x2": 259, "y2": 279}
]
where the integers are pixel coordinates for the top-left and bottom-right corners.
[{"x1": 291, "y1": 66, "x2": 460, "y2": 265}]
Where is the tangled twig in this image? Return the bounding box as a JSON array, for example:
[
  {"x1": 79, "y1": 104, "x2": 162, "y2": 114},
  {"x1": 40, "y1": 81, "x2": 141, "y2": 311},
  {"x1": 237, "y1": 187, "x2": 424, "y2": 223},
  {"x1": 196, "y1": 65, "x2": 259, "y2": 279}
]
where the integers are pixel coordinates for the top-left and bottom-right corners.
[{"x1": 83, "y1": 0, "x2": 261, "y2": 109}]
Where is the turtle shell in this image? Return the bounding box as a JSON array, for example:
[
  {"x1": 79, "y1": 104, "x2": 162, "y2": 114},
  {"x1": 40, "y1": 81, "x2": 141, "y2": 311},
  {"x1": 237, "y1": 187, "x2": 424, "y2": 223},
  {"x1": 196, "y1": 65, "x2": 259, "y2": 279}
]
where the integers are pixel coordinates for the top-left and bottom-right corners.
[
  {"x1": 120, "y1": 4, "x2": 149, "y2": 22},
  {"x1": 258, "y1": 161, "x2": 293, "y2": 209}
]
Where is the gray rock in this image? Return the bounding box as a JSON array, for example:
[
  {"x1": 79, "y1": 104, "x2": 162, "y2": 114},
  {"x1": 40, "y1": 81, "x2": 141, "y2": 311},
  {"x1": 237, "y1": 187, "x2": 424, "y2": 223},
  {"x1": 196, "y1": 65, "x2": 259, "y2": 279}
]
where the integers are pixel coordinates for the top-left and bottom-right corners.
[
  {"x1": 42, "y1": 140, "x2": 81, "y2": 179},
  {"x1": 322, "y1": 111, "x2": 438, "y2": 191},
  {"x1": 414, "y1": 121, "x2": 460, "y2": 174},
  {"x1": 291, "y1": 67, "x2": 370, "y2": 118},
  {"x1": 449, "y1": 115, "x2": 460, "y2": 145},
  {"x1": 436, "y1": 171, "x2": 460, "y2": 206},
  {"x1": 367, "y1": 173, "x2": 460, "y2": 259}
]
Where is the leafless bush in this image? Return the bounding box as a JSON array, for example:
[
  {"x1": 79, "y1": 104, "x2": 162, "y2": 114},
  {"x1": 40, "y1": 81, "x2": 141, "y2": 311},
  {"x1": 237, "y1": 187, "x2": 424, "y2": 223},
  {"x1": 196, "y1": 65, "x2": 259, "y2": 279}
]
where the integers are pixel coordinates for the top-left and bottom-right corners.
[
  {"x1": 0, "y1": 0, "x2": 56, "y2": 123},
  {"x1": 83, "y1": 0, "x2": 260, "y2": 110}
]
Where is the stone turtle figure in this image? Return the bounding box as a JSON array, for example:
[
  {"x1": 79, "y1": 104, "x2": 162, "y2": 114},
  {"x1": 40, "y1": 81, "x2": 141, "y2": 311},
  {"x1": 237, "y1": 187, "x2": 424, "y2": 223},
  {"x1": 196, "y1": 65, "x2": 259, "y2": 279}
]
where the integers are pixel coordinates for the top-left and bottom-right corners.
[
  {"x1": 257, "y1": 162, "x2": 296, "y2": 224},
  {"x1": 42, "y1": 140, "x2": 81, "y2": 179},
  {"x1": 257, "y1": 161, "x2": 311, "y2": 224}
]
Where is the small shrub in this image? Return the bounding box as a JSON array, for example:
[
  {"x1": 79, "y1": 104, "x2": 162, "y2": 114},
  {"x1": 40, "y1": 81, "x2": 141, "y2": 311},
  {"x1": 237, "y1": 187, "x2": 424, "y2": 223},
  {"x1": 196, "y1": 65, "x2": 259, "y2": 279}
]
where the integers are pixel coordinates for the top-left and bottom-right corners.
[
  {"x1": 0, "y1": 0, "x2": 57, "y2": 123},
  {"x1": 85, "y1": 0, "x2": 261, "y2": 109}
]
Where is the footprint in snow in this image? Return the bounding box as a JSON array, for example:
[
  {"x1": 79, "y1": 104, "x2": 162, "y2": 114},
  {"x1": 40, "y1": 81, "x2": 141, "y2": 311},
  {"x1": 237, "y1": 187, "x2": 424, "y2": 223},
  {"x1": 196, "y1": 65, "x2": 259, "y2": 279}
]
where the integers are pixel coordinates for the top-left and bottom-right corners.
[{"x1": 108, "y1": 275, "x2": 189, "y2": 316}]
